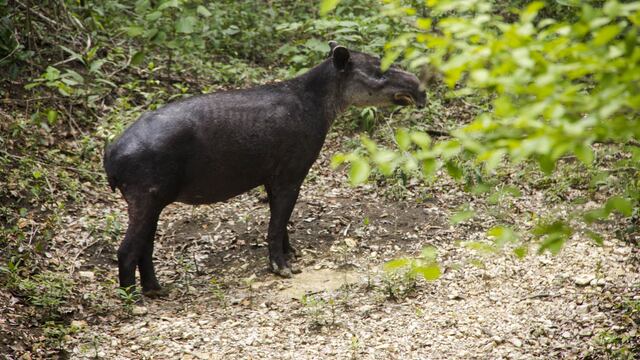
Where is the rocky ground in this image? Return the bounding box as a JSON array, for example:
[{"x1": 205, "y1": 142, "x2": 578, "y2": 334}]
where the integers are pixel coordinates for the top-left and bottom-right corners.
[{"x1": 3, "y1": 132, "x2": 639, "y2": 359}]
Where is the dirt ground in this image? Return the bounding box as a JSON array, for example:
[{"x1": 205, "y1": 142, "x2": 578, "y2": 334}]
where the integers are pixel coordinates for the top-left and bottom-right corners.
[{"x1": 3, "y1": 132, "x2": 639, "y2": 359}]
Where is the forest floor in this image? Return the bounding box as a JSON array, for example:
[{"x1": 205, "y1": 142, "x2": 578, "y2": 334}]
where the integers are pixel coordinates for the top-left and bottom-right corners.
[{"x1": 3, "y1": 130, "x2": 639, "y2": 359}]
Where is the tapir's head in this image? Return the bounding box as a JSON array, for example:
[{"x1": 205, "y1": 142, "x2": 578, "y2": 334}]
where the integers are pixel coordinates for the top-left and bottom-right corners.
[{"x1": 329, "y1": 41, "x2": 426, "y2": 109}]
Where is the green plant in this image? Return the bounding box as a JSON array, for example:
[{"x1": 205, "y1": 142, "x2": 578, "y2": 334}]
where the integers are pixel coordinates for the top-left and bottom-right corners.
[
  {"x1": 300, "y1": 294, "x2": 338, "y2": 329},
  {"x1": 14, "y1": 271, "x2": 74, "y2": 318},
  {"x1": 332, "y1": 0, "x2": 639, "y2": 255},
  {"x1": 43, "y1": 321, "x2": 79, "y2": 349},
  {"x1": 209, "y1": 277, "x2": 227, "y2": 308},
  {"x1": 116, "y1": 286, "x2": 141, "y2": 314},
  {"x1": 382, "y1": 246, "x2": 441, "y2": 300},
  {"x1": 242, "y1": 275, "x2": 256, "y2": 307}
]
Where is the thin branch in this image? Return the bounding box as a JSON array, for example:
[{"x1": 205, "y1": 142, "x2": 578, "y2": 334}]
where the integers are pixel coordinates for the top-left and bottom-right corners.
[
  {"x1": 425, "y1": 129, "x2": 451, "y2": 138},
  {"x1": 15, "y1": 0, "x2": 71, "y2": 31},
  {"x1": 595, "y1": 139, "x2": 640, "y2": 148}
]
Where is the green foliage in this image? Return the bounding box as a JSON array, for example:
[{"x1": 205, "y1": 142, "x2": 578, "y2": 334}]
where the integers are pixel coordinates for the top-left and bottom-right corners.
[
  {"x1": 6, "y1": 270, "x2": 75, "y2": 318},
  {"x1": 115, "y1": 286, "x2": 141, "y2": 314},
  {"x1": 43, "y1": 321, "x2": 79, "y2": 349},
  {"x1": 209, "y1": 277, "x2": 227, "y2": 308},
  {"x1": 382, "y1": 246, "x2": 441, "y2": 299},
  {"x1": 339, "y1": 0, "x2": 639, "y2": 257},
  {"x1": 300, "y1": 294, "x2": 339, "y2": 328}
]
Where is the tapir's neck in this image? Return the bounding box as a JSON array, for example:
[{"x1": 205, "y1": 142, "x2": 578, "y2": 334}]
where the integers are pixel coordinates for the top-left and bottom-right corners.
[{"x1": 291, "y1": 60, "x2": 348, "y2": 125}]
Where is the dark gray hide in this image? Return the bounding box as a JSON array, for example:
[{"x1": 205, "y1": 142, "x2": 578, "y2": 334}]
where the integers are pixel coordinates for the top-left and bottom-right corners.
[{"x1": 103, "y1": 42, "x2": 426, "y2": 296}]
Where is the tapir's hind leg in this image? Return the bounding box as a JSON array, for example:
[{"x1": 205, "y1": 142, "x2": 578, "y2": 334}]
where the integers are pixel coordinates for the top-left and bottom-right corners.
[
  {"x1": 265, "y1": 182, "x2": 303, "y2": 277},
  {"x1": 117, "y1": 196, "x2": 164, "y2": 295},
  {"x1": 139, "y1": 225, "x2": 167, "y2": 297}
]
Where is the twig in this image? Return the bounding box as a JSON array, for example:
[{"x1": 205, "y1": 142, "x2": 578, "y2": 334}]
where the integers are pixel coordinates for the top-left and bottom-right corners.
[
  {"x1": 595, "y1": 139, "x2": 640, "y2": 148},
  {"x1": 15, "y1": 0, "x2": 71, "y2": 31},
  {"x1": 459, "y1": 98, "x2": 485, "y2": 111},
  {"x1": 342, "y1": 222, "x2": 351, "y2": 237},
  {"x1": 604, "y1": 167, "x2": 639, "y2": 173},
  {"x1": 519, "y1": 293, "x2": 555, "y2": 302},
  {"x1": 0, "y1": 45, "x2": 20, "y2": 64},
  {"x1": 425, "y1": 129, "x2": 451, "y2": 138}
]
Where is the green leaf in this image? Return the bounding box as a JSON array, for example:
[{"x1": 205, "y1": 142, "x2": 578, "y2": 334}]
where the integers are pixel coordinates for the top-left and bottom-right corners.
[
  {"x1": 158, "y1": 0, "x2": 179, "y2": 10},
  {"x1": 471, "y1": 69, "x2": 490, "y2": 84},
  {"x1": 585, "y1": 230, "x2": 604, "y2": 246},
  {"x1": 416, "y1": 18, "x2": 432, "y2": 30},
  {"x1": 410, "y1": 131, "x2": 431, "y2": 148},
  {"x1": 125, "y1": 26, "x2": 144, "y2": 37},
  {"x1": 395, "y1": 128, "x2": 411, "y2": 151},
  {"x1": 176, "y1": 16, "x2": 197, "y2": 34},
  {"x1": 197, "y1": 5, "x2": 211, "y2": 17},
  {"x1": 349, "y1": 158, "x2": 370, "y2": 186},
  {"x1": 145, "y1": 11, "x2": 162, "y2": 21},
  {"x1": 445, "y1": 161, "x2": 463, "y2": 180},
  {"x1": 436, "y1": 140, "x2": 462, "y2": 159},
  {"x1": 412, "y1": 264, "x2": 441, "y2": 281},
  {"x1": 420, "y1": 246, "x2": 437, "y2": 261},
  {"x1": 537, "y1": 155, "x2": 555, "y2": 174},
  {"x1": 469, "y1": 258, "x2": 486, "y2": 269},
  {"x1": 381, "y1": 48, "x2": 401, "y2": 71},
  {"x1": 450, "y1": 209, "x2": 475, "y2": 224},
  {"x1": 422, "y1": 158, "x2": 438, "y2": 178},
  {"x1": 605, "y1": 196, "x2": 632, "y2": 217},
  {"x1": 487, "y1": 226, "x2": 518, "y2": 247},
  {"x1": 372, "y1": 150, "x2": 396, "y2": 165},
  {"x1": 463, "y1": 241, "x2": 497, "y2": 254},
  {"x1": 538, "y1": 234, "x2": 566, "y2": 255},
  {"x1": 360, "y1": 135, "x2": 378, "y2": 154},
  {"x1": 46, "y1": 110, "x2": 58, "y2": 125},
  {"x1": 383, "y1": 258, "x2": 410, "y2": 271},
  {"x1": 330, "y1": 153, "x2": 346, "y2": 169},
  {"x1": 131, "y1": 51, "x2": 145, "y2": 66},
  {"x1": 319, "y1": 0, "x2": 341, "y2": 16},
  {"x1": 535, "y1": 220, "x2": 571, "y2": 255},
  {"x1": 583, "y1": 208, "x2": 607, "y2": 223},
  {"x1": 574, "y1": 143, "x2": 594, "y2": 165},
  {"x1": 521, "y1": 1, "x2": 545, "y2": 22},
  {"x1": 513, "y1": 246, "x2": 527, "y2": 259},
  {"x1": 593, "y1": 24, "x2": 621, "y2": 46}
]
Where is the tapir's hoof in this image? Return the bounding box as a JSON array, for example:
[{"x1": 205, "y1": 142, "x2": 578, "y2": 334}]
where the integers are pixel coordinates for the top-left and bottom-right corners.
[
  {"x1": 143, "y1": 287, "x2": 170, "y2": 298},
  {"x1": 271, "y1": 262, "x2": 293, "y2": 278}
]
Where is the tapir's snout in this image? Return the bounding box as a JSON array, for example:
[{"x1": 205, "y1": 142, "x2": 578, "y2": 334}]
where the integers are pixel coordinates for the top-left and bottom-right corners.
[
  {"x1": 415, "y1": 89, "x2": 427, "y2": 109},
  {"x1": 389, "y1": 69, "x2": 427, "y2": 109}
]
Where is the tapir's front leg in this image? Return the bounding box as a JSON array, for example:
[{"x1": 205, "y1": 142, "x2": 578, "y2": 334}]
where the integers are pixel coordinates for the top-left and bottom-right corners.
[{"x1": 265, "y1": 183, "x2": 303, "y2": 277}]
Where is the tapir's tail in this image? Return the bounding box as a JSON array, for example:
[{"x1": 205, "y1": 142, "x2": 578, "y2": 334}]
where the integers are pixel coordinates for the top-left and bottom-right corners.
[{"x1": 103, "y1": 142, "x2": 118, "y2": 192}]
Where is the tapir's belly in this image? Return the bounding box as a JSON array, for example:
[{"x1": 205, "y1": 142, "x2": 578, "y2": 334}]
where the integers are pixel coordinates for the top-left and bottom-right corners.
[{"x1": 175, "y1": 150, "x2": 272, "y2": 205}]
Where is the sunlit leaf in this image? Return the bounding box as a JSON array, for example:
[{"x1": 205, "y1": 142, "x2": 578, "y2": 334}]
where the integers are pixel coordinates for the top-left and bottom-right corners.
[
  {"x1": 383, "y1": 258, "x2": 410, "y2": 271},
  {"x1": 320, "y1": 0, "x2": 341, "y2": 16},
  {"x1": 412, "y1": 264, "x2": 441, "y2": 281},
  {"x1": 395, "y1": 128, "x2": 411, "y2": 151},
  {"x1": 176, "y1": 16, "x2": 197, "y2": 34},
  {"x1": 450, "y1": 209, "x2": 475, "y2": 224},
  {"x1": 349, "y1": 158, "x2": 370, "y2": 186},
  {"x1": 197, "y1": 5, "x2": 212, "y2": 17},
  {"x1": 605, "y1": 196, "x2": 632, "y2": 217}
]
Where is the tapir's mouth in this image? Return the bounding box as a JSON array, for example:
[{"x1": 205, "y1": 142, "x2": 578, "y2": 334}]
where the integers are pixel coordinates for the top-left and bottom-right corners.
[{"x1": 393, "y1": 92, "x2": 415, "y2": 106}]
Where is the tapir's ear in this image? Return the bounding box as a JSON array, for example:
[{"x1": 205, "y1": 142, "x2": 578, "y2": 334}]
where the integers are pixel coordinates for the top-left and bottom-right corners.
[
  {"x1": 332, "y1": 45, "x2": 350, "y2": 72},
  {"x1": 327, "y1": 40, "x2": 339, "y2": 58}
]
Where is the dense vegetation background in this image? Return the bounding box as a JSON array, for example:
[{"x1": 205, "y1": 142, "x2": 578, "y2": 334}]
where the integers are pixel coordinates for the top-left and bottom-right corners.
[{"x1": 1, "y1": 0, "x2": 638, "y2": 357}]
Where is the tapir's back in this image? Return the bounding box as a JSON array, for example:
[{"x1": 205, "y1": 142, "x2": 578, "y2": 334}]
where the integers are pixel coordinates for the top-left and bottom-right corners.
[{"x1": 104, "y1": 83, "x2": 322, "y2": 205}]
